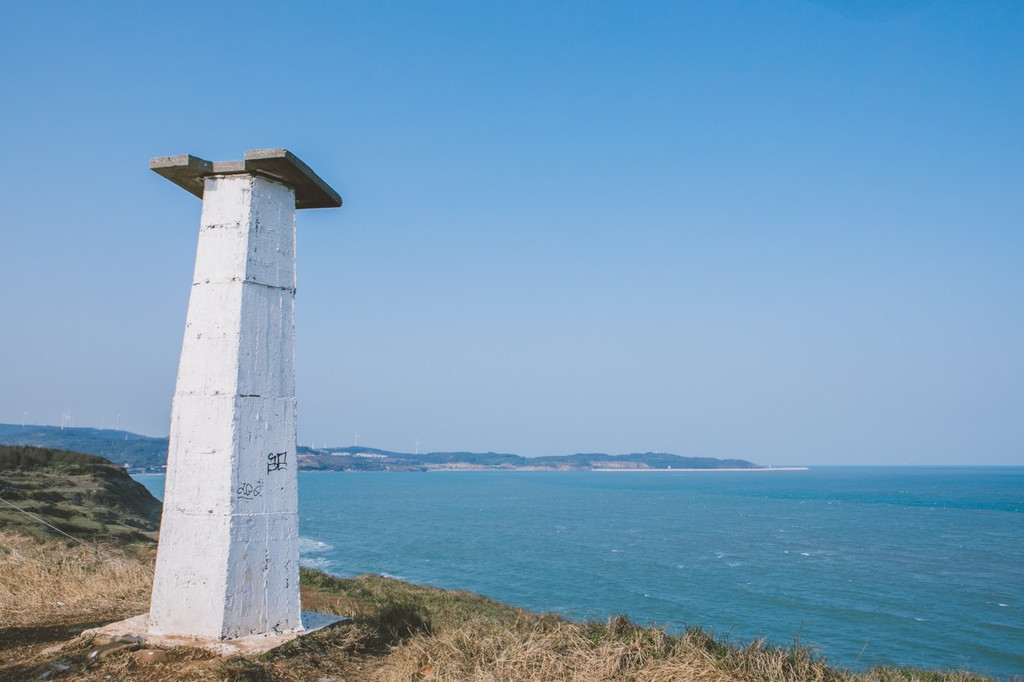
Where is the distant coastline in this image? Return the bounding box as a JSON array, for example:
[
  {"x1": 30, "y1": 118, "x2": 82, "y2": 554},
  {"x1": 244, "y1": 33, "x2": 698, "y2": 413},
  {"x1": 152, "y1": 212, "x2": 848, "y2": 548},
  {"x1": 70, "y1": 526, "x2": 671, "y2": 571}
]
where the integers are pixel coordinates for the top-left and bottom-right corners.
[
  {"x1": 294, "y1": 447, "x2": 766, "y2": 473},
  {"x1": 0, "y1": 423, "x2": 766, "y2": 474}
]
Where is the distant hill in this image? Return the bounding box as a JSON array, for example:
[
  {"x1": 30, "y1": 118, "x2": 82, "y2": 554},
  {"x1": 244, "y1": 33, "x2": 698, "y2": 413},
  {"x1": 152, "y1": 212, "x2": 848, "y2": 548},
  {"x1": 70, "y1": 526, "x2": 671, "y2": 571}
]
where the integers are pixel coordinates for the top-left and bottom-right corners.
[
  {"x1": 0, "y1": 424, "x2": 761, "y2": 472},
  {"x1": 300, "y1": 447, "x2": 762, "y2": 471},
  {"x1": 0, "y1": 444, "x2": 161, "y2": 544},
  {"x1": 0, "y1": 424, "x2": 168, "y2": 471}
]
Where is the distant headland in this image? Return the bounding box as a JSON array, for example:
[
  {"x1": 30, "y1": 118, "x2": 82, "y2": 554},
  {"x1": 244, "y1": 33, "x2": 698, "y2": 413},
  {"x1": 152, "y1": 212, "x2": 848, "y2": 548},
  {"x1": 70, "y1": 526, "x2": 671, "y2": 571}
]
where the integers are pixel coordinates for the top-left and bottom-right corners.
[
  {"x1": 297, "y1": 446, "x2": 763, "y2": 472},
  {"x1": 0, "y1": 423, "x2": 765, "y2": 473}
]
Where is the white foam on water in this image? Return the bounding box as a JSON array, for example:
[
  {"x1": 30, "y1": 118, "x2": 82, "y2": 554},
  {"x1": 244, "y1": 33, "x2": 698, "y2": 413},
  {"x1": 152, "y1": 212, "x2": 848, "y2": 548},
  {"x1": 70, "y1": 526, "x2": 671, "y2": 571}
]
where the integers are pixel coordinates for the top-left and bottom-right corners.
[
  {"x1": 298, "y1": 536, "x2": 332, "y2": 553},
  {"x1": 300, "y1": 556, "x2": 333, "y2": 570}
]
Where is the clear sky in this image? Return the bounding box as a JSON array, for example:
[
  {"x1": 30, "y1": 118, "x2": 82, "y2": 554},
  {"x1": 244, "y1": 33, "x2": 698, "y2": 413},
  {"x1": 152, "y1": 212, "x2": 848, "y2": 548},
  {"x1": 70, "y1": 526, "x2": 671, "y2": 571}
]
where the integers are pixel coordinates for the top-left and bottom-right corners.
[{"x1": 1, "y1": 1, "x2": 1020, "y2": 465}]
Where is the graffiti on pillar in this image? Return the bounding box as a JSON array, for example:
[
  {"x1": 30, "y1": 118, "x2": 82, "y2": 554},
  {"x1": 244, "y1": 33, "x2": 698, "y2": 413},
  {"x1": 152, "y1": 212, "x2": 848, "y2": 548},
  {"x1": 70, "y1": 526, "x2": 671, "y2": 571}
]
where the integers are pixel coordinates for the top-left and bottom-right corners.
[
  {"x1": 267, "y1": 451, "x2": 288, "y2": 474},
  {"x1": 236, "y1": 480, "x2": 264, "y2": 500}
]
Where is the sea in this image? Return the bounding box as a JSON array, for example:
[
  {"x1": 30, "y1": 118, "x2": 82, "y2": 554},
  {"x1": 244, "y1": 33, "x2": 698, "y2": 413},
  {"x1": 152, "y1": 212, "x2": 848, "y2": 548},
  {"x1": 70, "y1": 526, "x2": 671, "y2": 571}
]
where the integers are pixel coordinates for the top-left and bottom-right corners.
[{"x1": 133, "y1": 467, "x2": 1024, "y2": 679}]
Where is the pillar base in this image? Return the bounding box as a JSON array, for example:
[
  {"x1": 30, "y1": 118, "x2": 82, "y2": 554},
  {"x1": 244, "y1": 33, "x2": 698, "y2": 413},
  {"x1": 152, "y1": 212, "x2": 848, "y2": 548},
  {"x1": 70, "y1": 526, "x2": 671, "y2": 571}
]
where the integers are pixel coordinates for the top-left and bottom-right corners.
[{"x1": 82, "y1": 612, "x2": 349, "y2": 656}]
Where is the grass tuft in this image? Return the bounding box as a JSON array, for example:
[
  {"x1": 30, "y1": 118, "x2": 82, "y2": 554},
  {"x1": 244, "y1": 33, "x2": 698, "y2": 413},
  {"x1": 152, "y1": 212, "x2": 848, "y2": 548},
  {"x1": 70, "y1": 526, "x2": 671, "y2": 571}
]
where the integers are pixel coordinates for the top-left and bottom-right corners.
[{"x1": 367, "y1": 598, "x2": 432, "y2": 644}]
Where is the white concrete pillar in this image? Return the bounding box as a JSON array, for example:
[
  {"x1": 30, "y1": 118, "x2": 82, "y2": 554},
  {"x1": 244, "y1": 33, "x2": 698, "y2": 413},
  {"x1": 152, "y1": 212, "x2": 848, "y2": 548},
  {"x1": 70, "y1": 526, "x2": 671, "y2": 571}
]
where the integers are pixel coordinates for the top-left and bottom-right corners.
[{"x1": 147, "y1": 150, "x2": 340, "y2": 640}]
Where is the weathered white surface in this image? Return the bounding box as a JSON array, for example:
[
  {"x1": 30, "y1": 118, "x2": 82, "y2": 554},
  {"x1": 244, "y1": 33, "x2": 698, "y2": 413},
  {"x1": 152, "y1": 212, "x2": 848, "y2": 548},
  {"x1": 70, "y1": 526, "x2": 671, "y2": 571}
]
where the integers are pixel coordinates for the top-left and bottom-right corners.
[{"x1": 149, "y1": 174, "x2": 302, "y2": 639}]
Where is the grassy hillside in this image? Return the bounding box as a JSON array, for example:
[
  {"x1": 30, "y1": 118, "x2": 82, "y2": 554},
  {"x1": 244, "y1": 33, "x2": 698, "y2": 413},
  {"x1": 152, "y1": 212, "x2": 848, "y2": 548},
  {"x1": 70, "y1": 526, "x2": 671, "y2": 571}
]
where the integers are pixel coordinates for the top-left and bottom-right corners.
[{"x1": 0, "y1": 444, "x2": 161, "y2": 544}]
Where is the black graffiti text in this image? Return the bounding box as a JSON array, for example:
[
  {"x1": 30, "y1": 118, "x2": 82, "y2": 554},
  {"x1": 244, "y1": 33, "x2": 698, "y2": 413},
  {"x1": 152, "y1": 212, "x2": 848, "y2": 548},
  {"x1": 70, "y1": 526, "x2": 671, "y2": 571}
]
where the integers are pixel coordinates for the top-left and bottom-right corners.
[{"x1": 267, "y1": 451, "x2": 288, "y2": 473}]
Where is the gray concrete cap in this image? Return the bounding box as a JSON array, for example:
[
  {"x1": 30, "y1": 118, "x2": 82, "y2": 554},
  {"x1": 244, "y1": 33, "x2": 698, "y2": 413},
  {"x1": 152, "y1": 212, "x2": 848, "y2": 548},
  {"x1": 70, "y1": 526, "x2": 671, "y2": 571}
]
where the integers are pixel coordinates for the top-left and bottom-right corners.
[{"x1": 150, "y1": 149, "x2": 342, "y2": 209}]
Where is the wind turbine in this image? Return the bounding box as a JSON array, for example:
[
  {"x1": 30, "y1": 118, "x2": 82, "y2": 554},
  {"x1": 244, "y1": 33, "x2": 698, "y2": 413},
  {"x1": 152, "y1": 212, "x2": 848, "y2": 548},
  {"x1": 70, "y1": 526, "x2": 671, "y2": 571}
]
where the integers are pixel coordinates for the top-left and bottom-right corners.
[
  {"x1": 22, "y1": 411, "x2": 28, "y2": 428},
  {"x1": 353, "y1": 432, "x2": 360, "y2": 447},
  {"x1": 415, "y1": 437, "x2": 420, "y2": 455}
]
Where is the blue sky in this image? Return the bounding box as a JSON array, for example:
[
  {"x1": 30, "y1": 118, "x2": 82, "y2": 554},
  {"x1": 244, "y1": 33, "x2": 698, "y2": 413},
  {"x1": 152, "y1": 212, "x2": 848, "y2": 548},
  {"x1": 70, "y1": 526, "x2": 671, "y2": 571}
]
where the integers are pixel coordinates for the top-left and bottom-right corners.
[{"x1": 1, "y1": 1, "x2": 1020, "y2": 464}]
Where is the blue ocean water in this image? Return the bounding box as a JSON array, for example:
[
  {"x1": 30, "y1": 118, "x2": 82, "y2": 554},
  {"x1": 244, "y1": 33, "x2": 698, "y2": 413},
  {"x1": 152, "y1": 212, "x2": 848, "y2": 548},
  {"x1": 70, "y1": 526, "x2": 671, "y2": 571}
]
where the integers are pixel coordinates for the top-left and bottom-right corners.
[{"x1": 134, "y1": 467, "x2": 1024, "y2": 679}]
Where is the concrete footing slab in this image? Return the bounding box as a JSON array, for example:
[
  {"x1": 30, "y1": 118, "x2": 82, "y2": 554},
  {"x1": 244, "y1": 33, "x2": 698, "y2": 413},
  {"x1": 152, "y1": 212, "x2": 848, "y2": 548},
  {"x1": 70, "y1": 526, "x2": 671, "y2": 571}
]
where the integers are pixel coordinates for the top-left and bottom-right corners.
[{"x1": 81, "y1": 611, "x2": 349, "y2": 656}]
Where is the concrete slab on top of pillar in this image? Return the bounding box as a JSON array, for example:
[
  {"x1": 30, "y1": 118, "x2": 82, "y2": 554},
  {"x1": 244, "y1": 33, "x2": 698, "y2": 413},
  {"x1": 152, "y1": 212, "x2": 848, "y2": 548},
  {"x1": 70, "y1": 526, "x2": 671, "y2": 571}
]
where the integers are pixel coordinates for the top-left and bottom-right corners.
[{"x1": 150, "y1": 149, "x2": 342, "y2": 209}]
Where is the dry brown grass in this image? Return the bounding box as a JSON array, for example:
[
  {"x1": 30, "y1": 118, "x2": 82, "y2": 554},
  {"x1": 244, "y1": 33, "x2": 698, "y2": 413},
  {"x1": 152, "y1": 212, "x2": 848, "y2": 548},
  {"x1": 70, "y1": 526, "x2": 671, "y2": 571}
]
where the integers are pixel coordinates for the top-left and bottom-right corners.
[
  {"x1": 380, "y1": 620, "x2": 996, "y2": 682},
  {"x1": 0, "y1": 530, "x2": 153, "y2": 627},
  {"x1": 291, "y1": 571, "x2": 997, "y2": 682},
  {"x1": 377, "y1": 613, "x2": 847, "y2": 682}
]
